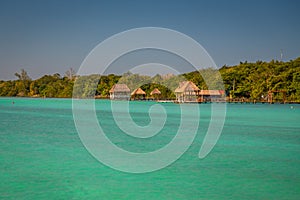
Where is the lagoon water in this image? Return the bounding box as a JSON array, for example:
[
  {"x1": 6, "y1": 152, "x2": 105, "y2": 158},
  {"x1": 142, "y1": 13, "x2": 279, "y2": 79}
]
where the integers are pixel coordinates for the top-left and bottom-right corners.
[{"x1": 0, "y1": 98, "x2": 300, "y2": 199}]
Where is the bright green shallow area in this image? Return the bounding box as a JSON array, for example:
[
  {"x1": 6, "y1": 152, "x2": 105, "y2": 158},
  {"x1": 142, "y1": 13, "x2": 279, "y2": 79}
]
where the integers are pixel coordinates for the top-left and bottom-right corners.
[{"x1": 0, "y1": 98, "x2": 299, "y2": 199}]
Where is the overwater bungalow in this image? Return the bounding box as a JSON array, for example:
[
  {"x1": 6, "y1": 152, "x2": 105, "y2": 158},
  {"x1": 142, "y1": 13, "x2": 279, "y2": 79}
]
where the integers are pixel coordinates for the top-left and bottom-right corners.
[
  {"x1": 175, "y1": 81, "x2": 225, "y2": 103},
  {"x1": 198, "y1": 90, "x2": 224, "y2": 102},
  {"x1": 174, "y1": 81, "x2": 200, "y2": 103},
  {"x1": 109, "y1": 84, "x2": 131, "y2": 100},
  {"x1": 150, "y1": 88, "x2": 161, "y2": 100},
  {"x1": 131, "y1": 88, "x2": 146, "y2": 100}
]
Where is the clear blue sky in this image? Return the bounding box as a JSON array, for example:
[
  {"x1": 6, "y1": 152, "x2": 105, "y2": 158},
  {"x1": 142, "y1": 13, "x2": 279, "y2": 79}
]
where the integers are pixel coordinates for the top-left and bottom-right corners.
[{"x1": 0, "y1": 0, "x2": 299, "y2": 80}]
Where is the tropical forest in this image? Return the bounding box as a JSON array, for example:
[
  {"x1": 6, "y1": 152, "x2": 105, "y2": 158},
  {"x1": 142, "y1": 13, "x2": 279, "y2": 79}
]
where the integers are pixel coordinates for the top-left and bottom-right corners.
[{"x1": 1, "y1": 57, "x2": 300, "y2": 102}]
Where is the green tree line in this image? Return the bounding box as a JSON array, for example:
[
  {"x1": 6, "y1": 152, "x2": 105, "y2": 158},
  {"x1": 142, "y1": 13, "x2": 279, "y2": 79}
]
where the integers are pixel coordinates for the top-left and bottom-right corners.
[
  {"x1": 1, "y1": 57, "x2": 300, "y2": 101},
  {"x1": 219, "y1": 57, "x2": 300, "y2": 102}
]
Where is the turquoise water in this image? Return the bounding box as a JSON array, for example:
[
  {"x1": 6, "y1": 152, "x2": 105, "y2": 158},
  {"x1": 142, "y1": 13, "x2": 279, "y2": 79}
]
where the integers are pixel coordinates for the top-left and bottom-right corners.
[{"x1": 0, "y1": 98, "x2": 300, "y2": 199}]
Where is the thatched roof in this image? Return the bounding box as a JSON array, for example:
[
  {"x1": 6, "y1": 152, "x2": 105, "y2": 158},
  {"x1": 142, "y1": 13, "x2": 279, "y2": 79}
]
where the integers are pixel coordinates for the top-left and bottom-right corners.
[
  {"x1": 109, "y1": 84, "x2": 130, "y2": 93},
  {"x1": 131, "y1": 88, "x2": 146, "y2": 95},
  {"x1": 150, "y1": 88, "x2": 161, "y2": 95},
  {"x1": 199, "y1": 90, "x2": 222, "y2": 96},
  {"x1": 174, "y1": 81, "x2": 200, "y2": 93}
]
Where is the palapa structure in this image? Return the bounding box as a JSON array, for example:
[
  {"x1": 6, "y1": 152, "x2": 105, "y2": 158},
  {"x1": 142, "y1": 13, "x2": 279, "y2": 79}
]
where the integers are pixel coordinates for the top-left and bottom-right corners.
[
  {"x1": 174, "y1": 81, "x2": 200, "y2": 103},
  {"x1": 150, "y1": 88, "x2": 161, "y2": 100},
  {"x1": 109, "y1": 84, "x2": 131, "y2": 100},
  {"x1": 131, "y1": 87, "x2": 146, "y2": 100},
  {"x1": 198, "y1": 90, "x2": 224, "y2": 102},
  {"x1": 175, "y1": 81, "x2": 224, "y2": 103}
]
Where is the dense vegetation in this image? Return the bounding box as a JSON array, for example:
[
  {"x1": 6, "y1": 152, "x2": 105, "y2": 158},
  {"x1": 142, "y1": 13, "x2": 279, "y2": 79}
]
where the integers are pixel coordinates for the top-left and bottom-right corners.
[
  {"x1": 184, "y1": 57, "x2": 300, "y2": 102},
  {"x1": 222, "y1": 57, "x2": 300, "y2": 102},
  {"x1": 1, "y1": 57, "x2": 300, "y2": 102}
]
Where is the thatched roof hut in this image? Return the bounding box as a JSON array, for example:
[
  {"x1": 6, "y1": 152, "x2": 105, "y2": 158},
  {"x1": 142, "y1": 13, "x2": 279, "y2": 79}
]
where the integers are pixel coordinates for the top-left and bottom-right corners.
[
  {"x1": 131, "y1": 88, "x2": 146, "y2": 96},
  {"x1": 174, "y1": 81, "x2": 200, "y2": 93},
  {"x1": 198, "y1": 90, "x2": 224, "y2": 102},
  {"x1": 150, "y1": 88, "x2": 161, "y2": 95},
  {"x1": 150, "y1": 88, "x2": 161, "y2": 100},
  {"x1": 131, "y1": 88, "x2": 146, "y2": 100},
  {"x1": 199, "y1": 90, "x2": 222, "y2": 96},
  {"x1": 109, "y1": 84, "x2": 130, "y2": 93},
  {"x1": 109, "y1": 84, "x2": 131, "y2": 100},
  {"x1": 174, "y1": 81, "x2": 200, "y2": 103}
]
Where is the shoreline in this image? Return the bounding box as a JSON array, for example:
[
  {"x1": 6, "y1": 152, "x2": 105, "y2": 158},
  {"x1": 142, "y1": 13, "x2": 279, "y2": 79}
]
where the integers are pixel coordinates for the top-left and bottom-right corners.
[{"x1": 1, "y1": 96, "x2": 300, "y2": 104}]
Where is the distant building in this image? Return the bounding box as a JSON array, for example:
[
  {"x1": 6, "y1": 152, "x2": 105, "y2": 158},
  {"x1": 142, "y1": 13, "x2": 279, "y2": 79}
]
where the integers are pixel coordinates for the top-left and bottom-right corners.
[
  {"x1": 175, "y1": 81, "x2": 224, "y2": 103},
  {"x1": 131, "y1": 88, "x2": 146, "y2": 100},
  {"x1": 150, "y1": 88, "x2": 161, "y2": 100},
  {"x1": 109, "y1": 84, "x2": 131, "y2": 100},
  {"x1": 174, "y1": 81, "x2": 200, "y2": 103},
  {"x1": 198, "y1": 90, "x2": 224, "y2": 102}
]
